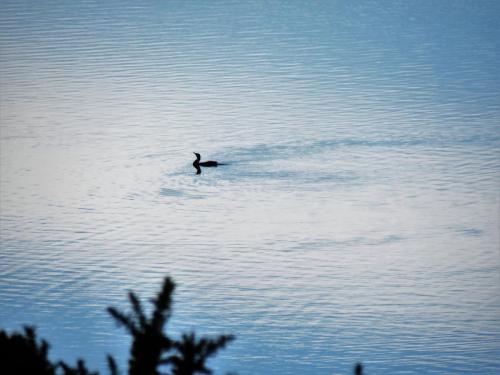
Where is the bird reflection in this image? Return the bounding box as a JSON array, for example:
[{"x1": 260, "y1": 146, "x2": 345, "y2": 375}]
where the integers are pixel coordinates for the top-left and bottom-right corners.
[{"x1": 193, "y1": 152, "x2": 225, "y2": 174}]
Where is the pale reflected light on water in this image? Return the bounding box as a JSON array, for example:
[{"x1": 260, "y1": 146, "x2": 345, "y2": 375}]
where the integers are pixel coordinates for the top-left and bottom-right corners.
[{"x1": 1, "y1": 1, "x2": 499, "y2": 374}]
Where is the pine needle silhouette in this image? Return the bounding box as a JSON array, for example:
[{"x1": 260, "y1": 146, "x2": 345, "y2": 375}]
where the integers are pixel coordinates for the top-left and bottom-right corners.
[
  {"x1": 165, "y1": 332, "x2": 234, "y2": 375},
  {"x1": 107, "y1": 277, "x2": 174, "y2": 375}
]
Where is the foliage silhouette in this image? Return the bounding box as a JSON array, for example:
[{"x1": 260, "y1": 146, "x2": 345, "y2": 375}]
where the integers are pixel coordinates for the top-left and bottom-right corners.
[
  {"x1": 0, "y1": 326, "x2": 56, "y2": 375},
  {"x1": 107, "y1": 277, "x2": 234, "y2": 375},
  {"x1": 0, "y1": 276, "x2": 363, "y2": 374},
  {"x1": 0, "y1": 325, "x2": 101, "y2": 375},
  {"x1": 107, "y1": 278, "x2": 174, "y2": 375},
  {"x1": 59, "y1": 359, "x2": 99, "y2": 375},
  {"x1": 165, "y1": 332, "x2": 234, "y2": 375}
]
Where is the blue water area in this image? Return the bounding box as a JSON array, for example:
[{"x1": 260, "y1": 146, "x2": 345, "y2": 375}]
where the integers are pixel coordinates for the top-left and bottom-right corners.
[{"x1": 1, "y1": 1, "x2": 499, "y2": 374}]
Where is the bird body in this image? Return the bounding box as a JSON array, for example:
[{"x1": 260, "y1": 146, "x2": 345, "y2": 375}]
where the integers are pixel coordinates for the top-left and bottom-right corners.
[
  {"x1": 199, "y1": 160, "x2": 219, "y2": 167},
  {"x1": 193, "y1": 153, "x2": 224, "y2": 174}
]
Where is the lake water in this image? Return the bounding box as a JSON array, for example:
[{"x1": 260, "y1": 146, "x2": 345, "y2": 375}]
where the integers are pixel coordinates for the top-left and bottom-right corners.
[{"x1": 1, "y1": 1, "x2": 499, "y2": 374}]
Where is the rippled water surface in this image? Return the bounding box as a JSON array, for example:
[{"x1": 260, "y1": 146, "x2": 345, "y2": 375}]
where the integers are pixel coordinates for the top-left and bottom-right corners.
[{"x1": 1, "y1": 1, "x2": 499, "y2": 374}]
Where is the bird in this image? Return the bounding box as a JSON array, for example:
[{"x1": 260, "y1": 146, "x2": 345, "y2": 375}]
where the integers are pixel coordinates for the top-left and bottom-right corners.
[{"x1": 193, "y1": 153, "x2": 225, "y2": 174}]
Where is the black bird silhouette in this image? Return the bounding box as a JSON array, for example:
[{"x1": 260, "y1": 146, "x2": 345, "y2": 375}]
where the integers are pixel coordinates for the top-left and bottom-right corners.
[{"x1": 193, "y1": 153, "x2": 225, "y2": 174}]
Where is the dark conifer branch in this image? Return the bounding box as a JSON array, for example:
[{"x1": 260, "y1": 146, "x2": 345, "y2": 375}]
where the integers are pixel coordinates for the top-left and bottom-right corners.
[
  {"x1": 128, "y1": 292, "x2": 147, "y2": 330},
  {"x1": 107, "y1": 307, "x2": 139, "y2": 336}
]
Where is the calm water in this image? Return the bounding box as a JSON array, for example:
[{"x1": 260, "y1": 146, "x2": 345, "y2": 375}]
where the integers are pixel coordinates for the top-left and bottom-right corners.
[{"x1": 1, "y1": 1, "x2": 499, "y2": 374}]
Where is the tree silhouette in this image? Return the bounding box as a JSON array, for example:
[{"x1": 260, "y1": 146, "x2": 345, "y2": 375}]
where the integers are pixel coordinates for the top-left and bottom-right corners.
[
  {"x1": 0, "y1": 276, "x2": 366, "y2": 375},
  {"x1": 166, "y1": 332, "x2": 234, "y2": 375},
  {"x1": 0, "y1": 325, "x2": 101, "y2": 375},
  {"x1": 107, "y1": 277, "x2": 174, "y2": 375},
  {"x1": 106, "y1": 276, "x2": 234, "y2": 375},
  {"x1": 0, "y1": 326, "x2": 56, "y2": 375}
]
